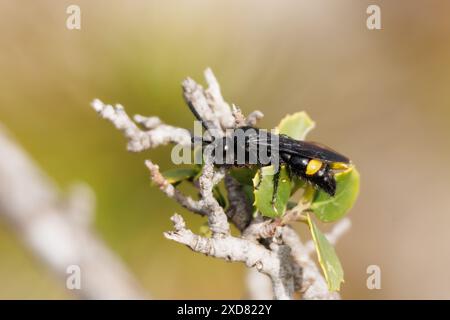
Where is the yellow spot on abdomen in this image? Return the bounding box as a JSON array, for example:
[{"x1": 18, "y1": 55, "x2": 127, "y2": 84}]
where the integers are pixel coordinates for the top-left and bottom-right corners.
[{"x1": 306, "y1": 159, "x2": 323, "y2": 175}]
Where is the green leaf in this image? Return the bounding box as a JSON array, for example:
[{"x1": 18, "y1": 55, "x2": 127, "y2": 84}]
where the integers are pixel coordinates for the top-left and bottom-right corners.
[
  {"x1": 213, "y1": 185, "x2": 227, "y2": 208},
  {"x1": 242, "y1": 185, "x2": 256, "y2": 212},
  {"x1": 230, "y1": 167, "x2": 258, "y2": 186},
  {"x1": 252, "y1": 111, "x2": 316, "y2": 217},
  {"x1": 277, "y1": 111, "x2": 315, "y2": 140},
  {"x1": 253, "y1": 165, "x2": 291, "y2": 218},
  {"x1": 311, "y1": 167, "x2": 360, "y2": 222},
  {"x1": 306, "y1": 213, "x2": 344, "y2": 292},
  {"x1": 162, "y1": 167, "x2": 199, "y2": 185},
  {"x1": 199, "y1": 224, "x2": 212, "y2": 238}
]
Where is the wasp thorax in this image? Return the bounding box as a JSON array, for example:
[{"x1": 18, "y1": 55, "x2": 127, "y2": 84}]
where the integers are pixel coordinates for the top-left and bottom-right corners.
[{"x1": 206, "y1": 127, "x2": 279, "y2": 168}]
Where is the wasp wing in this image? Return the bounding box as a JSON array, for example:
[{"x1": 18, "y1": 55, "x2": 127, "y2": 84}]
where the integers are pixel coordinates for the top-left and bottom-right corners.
[
  {"x1": 246, "y1": 130, "x2": 350, "y2": 163},
  {"x1": 244, "y1": 130, "x2": 350, "y2": 163},
  {"x1": 277, "y1": 135, "x2": 350, "y2": 163}
]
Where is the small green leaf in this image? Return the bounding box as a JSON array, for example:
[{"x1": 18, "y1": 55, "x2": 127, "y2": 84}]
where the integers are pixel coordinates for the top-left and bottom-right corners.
[
  {"x1": 230, "y1": 167, "x2": 258, "y2": 186},
  {"x1": 287, "y1": 201, "x2": 298, "y2": 210},
  {"x1": 213, "y1": 185, "x2": 227, "y2": 208},
  {"x1": 253, "y1": 165, "x2": 291, "y2": 218},
  {"x1": 306, "y1": 213, "x2": 344, "y2": 292},
  {"x1": 199, "y1": 224, "x2": 212, "y2": 238},
  {"x1": 311, "y1": 167, "x2": 360, "y2": 222},
  {"x1": 162, "y1": 167, "x2": 199, "y2": 185},
  {"x1": 251, "y1": 111, "x2": 315, "y2": 217},
  {"x1": 277, "y1": 111, "x2": 315, "y2": 140},
  {"x1": 242, "y1": 185, "x2": 256, "y2": 212}
]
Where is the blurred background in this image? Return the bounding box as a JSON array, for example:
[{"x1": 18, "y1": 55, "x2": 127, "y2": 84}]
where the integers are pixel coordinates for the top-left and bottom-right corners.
[{"x1": 1, "y1": 0, "x2": 450, "y2": 299}]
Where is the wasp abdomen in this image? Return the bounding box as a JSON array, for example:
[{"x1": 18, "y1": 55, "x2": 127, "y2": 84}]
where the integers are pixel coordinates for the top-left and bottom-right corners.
[{"x1": 285, "y1": 154, "x2": 337, "y2": 196}]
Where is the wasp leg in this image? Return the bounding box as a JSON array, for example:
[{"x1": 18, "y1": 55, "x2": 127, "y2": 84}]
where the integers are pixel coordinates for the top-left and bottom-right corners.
[
  {"x1": 271, "y1": 168, "x2": 281, "y2": 207},
  {"x1": 285, "y1": 163, "x2": 292, "y2": 180}
]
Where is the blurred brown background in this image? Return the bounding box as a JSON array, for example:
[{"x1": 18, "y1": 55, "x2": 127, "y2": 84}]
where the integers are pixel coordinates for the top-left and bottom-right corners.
[{"x1": 1, "y1": 0, "x2": 450, "y2": 299}]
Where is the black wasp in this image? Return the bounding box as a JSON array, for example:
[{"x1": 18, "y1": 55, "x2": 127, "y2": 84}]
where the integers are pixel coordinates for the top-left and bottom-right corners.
[{"x1": 190, "y1": 111, "x2": 351, "y2": 197}]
